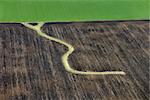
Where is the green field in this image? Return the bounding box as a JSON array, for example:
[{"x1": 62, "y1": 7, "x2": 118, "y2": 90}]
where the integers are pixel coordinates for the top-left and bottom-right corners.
[{"x1": 0, "y1": 0, "x2": 149, "y2": 22}]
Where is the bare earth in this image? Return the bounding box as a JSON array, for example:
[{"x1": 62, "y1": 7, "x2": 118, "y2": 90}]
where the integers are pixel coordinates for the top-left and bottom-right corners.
[{"x1": 0, "y1": 21, "x2": 149, "y2": 100}]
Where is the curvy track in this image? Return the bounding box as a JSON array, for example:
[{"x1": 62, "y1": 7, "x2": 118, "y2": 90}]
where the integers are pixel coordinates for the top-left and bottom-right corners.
[{"x1": 22, "y1": 22, "x2": 125, "y2": 75}]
